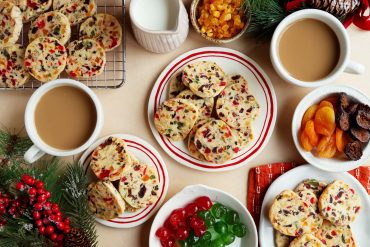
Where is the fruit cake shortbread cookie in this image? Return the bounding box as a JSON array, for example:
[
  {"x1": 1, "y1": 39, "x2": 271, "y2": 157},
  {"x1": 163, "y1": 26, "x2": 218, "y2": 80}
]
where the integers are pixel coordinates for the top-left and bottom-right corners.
[
  {"x1": 0, "y1": 44, "x2": 29, "y2": 88},
  {"x1": 0, "y1": 1, "x2": 22, "y2": 46},
  {"x1": 318, "y1": 180, "x2": 361, "y2": 226},
  {"x1": 53, "y1": 0, "x2": 97, "y2": 26},
  {"x1": 79, "y1": 13, "x2": 122, "y2": 51},
  {"x1": 87, "y1": 181, "x2": 125, "y2": 220},
  {"x1": 90, "y1": 137, "x2": 133, "y2": 181},
  {"x1": 289, "y1": 233, "x2": 325, "y2": 247},
  {"x1": 269, "y1": 190, "x2": 322, "y2": 237},
  {"x1": 225, "y1": 74, "x2": 249, "y2": 86},
  {"x1": 154, "y1": 98, "x2": 199, "y2": 141},
  {"x1": 176, "y1": 89, "x2": 214, "y2": 121},
  {"x1": 194, "y1": 119, "x2": 239, "y2": 164},
  {"x1": 295, "y1": 179, "x2": 327, "y2": 198},
  {"x1": 168, "y1": 71, "x2": 186, "y2": 99},
  {"x1": 65, "y1": 39, "x2": 106, "y2": 79},
  {"x1": 24, "y1": 36, "x2": 67, "y2": 82},
  {"x1": 3, "y1": 0, "x2": 52, "y2": 23},
  {"x1": 182, "y1": 61, "x2": 226, "y2": 98},
  {"x1": 314, "y1": 220, "x2": 355, "y2": 247},
  {"x1": 28, "y1": 11, "x2": 71, "y2": 45},
  {"x1": 275, "y1": 231, "x2": 293, "y2": 247},
  {"x1": 119, "y1": 161, "x2": 160, "y2": 209},
  {"x1": 230, "y1": 122, "x2": 254, "y2": 149},
  {"x1": 187, "y1": 119, "x2": 211, "y2": 161}
]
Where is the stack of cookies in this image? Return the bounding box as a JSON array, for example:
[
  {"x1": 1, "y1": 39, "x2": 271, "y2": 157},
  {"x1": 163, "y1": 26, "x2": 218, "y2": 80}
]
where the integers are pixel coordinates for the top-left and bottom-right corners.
[
  {"x1": 0, "y1": 0, "x2": 122, "y2": 88},
  {"x1": 270, "y1": 179, "x2": 361, "y2": 247},
  {"x1": 87, "y1": 137, "x2": 161, "y2": 220},
  {"x1": 154, "y1": 61, "x2": 260, "y2": 164}
]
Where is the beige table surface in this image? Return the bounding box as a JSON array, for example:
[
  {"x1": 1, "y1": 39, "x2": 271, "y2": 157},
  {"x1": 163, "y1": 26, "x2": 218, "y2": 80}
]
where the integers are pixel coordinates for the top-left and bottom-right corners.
[{"x1": 0, "y1": 1, "x2": 369, "y2": 246}]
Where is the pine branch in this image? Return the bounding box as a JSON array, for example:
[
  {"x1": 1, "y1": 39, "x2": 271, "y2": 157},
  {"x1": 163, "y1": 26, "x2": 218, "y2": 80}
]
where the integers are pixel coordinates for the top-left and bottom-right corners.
[{"x1": 0, "y1": 129, "x2": 32, "y2": 166}]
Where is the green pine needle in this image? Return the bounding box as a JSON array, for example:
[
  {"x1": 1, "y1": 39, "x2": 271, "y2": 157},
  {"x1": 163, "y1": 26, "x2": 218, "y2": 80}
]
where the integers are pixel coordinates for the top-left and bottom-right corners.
[{"x1": 0, "y1": 129, "x2": 32, "y2": 164}]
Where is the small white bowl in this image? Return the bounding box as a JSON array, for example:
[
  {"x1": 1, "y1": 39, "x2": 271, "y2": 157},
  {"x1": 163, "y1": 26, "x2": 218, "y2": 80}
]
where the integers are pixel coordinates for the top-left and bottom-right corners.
[
  {"x1": 149, "y1": 184, "x2": 258, "y2": 247},
  {"x1": 292, "y1": 85, "x2": 370, "y2": 172}
]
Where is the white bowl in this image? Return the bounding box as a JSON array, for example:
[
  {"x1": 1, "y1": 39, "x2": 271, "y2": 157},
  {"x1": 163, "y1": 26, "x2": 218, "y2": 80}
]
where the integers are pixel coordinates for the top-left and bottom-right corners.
[
  {"x1": 292, "y1": 85, "x2": 370, "y2": 172},
  {"x1": 149, "y1": 184, "x2": 258, "y2": 247}
]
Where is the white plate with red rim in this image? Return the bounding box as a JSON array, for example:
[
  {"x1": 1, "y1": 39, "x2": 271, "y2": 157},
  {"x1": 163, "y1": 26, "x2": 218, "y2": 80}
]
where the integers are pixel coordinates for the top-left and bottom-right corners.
[
  {"x1": 149, "y1": 184, "x2": 258, "y2": 247},
  {"x1": 79, "y1": 134, "x2": 169, "y2": 228},
  {"x1": 148, "y1": 47, "x2": 277, "y2": 172},
  {"x1": 259, "y1": 165, "x2": 370, "y2": 247}
]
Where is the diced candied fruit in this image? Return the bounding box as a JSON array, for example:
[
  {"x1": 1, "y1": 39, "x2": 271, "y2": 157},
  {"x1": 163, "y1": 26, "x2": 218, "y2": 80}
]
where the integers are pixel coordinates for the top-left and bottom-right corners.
[{"x1": 314, "y1": 106, "x2": 336, "y2": 136}]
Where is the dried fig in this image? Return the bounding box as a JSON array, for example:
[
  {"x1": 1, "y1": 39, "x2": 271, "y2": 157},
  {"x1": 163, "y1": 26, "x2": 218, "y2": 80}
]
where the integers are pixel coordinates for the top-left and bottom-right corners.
[
  {"x1": 350, "y1": 127, "x2": 370, "y2": 143},
  {"x1": 344, "y1": 141, "x2": 363, "y2": 161},
  {"x1": 356, "y1": 109, "x2": 370, "y2": 130}
]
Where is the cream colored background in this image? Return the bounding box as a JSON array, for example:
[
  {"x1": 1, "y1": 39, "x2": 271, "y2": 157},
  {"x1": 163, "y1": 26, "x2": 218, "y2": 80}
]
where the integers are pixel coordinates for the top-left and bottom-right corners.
[{"x1": 0, "y1": 1, "x2": 369, "y2": 246}]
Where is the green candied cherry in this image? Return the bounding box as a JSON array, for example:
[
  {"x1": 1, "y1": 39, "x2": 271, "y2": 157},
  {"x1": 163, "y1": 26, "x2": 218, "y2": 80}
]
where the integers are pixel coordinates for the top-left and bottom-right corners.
[
  {"x1": 232, "y1": 223, "x2": 248, "y2": 238},
  {"x1": 210, "y1": 203, "x2": 227, "y2": 219},
  {"x1": 225, "y1": 210, "x2": 240, "y2": 225},
  {"x1": 197, "y1": 210, "x2": 210, "y2": 221},
  {"x1": 186, "y1": 230, "x2": 198, "y2": 245},
  {"x1": 222, "y1": 232, "x2": 236, "y2": 245},
  {"x1": 178, "y1": 240, "x2": 190, "y2": 247},
  {"x1": 205, "y1": 215, "x2": 215, "y2": 228},
  {"x1": 201, "y1": 231, "x2": 212, "y2": 241},
  {"x1": 214, "y1": 221, "x2": 228, "y2": 235},
  {"x1": 210, "y1": 238, "x2": 225, "y2": 247}
]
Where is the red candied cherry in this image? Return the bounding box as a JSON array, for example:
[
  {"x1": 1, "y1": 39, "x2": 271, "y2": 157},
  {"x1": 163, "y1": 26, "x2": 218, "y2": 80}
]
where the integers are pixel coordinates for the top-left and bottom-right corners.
[
  {"x1": 35, "y1": 180, "x2": 44, "y2": 189},
  {"x1": 175, "y1": 227, "x2": 189, "y2": 240},
  {"x1": 189, "y1": 216, "x2": 205, "y2": 230},
  {"x1": 15, "y1": 181, "x2": 25, "y2": 191},
  {"x1": 28, "y1": 188, "x2": 37, "y2": 196},
  {"x1": 32, "y1": 211, "x2": 41, "y2": 220},
  {"x1": 172, "y1": 208, "x2": 186, "y2": 220},
  {"x1": 50, "y1": 233, "x2": 57, "y2": 241},
  {"x1": 194, "y1": 225, "x2": 206, "y2": 237},
  {"x1": 155, "y1": 227, "x2": 171, "y2": 241},
  {"x1": 35, "y1": 219, "x2": 43, "y2": 227},
  {"x1": 168, "y1": 211, "x2": 185, "y2": 229},
  {"x1": 51, "y1": 203, "x2": 59, "y2": 213},
  {"x1": 195, "y1": 196, "x2": 213, "y2": 211},
  {"x1": 185, "y1": 202, "x2": 199, "y2": 217},
  {"x1": 160, "y1": 238, "x2": 176, "y2": 247},
  {"x1": 45, "y1": 225, "x2": 54, "y2": 235},
  {"x1": 34, "y1": 203, "x2": 43, "y2": 211},
  {"x1": 38, "y1": 226, "x2": 45, "y2": 235}
]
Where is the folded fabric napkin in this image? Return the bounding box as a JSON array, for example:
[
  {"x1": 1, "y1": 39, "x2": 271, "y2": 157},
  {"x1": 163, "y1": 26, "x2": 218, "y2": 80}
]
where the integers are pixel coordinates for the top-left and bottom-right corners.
[{"x1": 247, "y1": 162, "x2": 370, "y2": 229}]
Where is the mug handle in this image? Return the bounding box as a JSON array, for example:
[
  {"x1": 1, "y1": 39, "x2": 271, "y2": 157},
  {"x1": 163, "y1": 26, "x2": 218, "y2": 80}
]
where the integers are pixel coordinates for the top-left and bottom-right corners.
[
  {"x1": 344, "y1": 60, "x2": 366, "y2": 74},
  {"x1": 24, "y1": 145, "x2": 45, "y2": 164}
]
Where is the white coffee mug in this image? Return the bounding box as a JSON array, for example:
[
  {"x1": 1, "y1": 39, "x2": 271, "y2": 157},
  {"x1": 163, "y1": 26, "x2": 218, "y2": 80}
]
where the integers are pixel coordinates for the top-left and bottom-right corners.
[
  {"x1": 24, "y1": 79, "x2": 104, "y2": 163},
  {"x1": 270, "y1": 9, "x2": 365, "y2": 88}
]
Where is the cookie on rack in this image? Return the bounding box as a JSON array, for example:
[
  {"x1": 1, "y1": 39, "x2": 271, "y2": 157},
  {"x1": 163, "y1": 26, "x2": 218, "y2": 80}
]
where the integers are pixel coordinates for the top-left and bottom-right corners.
[
  {"x1": 216, "y1": 81, "x2": 259, "y2": 129},
  {"x1": 53, "y1": 0, "x2": 97, "y2": 26},
  {"x1": 65, "y1": 39, "x2": 106, "y2": 79},
  {"x1": 318, "y1": 180, "x2": 361, "y2": 226},
  {"x1": 0, "y1": 1, "x2": 22, "y2": 46},
  {"x1": 154, "y1": 98, "x2": 199, "y2": 141},
  {"x1": 28, "y1": 11, "x2": 71, "y2": 45},
  {"x1": 187, "y1": 119, "x2": 210, "y2": 161},
  {"x1": 182, "y1": 61, "x2": 226, "y2": 98},
  {"x1": 87, "y1": 180, "x2": 125, "y2": 220},
  {"x1": 79, "y1": 13, "x2": 122, "y2": 51},
  {"x1": 289, "y1": 233, "x2": 325, "y2": 247},
  {"x1": 119, "y1": 161, "x2": 160, "y2": 209},
  {"x1": 269, "y1": 190, "x2": 322, "y2": 237},
  {"x1": 176, "y1": 89, "x2": 214, "y2": 121},
  {"x1": 168, "y1": 72, "x2": 187, "y2": 99},
  {"x1": 24, "y1": 36, "x2": 67, "y2": 82},
  {"x1": 314, "y1": 220, "x2": 355, "y2": 247},
  {"x1": 0, "y1": 44, "x2": 30, "y2": 88},
  {"x1": 294, "y1": 179, "x2": 327, "y2": 198},
  {"x1": 275, "y1": 231, "x2": 292, "y2": 247},
  {"x1": 90, "y1": 136, "x2": 133, "y2": 181},
  {"x1": 194, "y1": 119, "x2": 239, "y2": 164}
]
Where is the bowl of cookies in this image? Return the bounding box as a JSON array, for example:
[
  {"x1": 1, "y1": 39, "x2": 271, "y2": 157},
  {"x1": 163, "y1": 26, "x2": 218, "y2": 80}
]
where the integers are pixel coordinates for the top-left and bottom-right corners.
[{"x1": 292, "y1": 85, "x2": 370, "y2": 172}]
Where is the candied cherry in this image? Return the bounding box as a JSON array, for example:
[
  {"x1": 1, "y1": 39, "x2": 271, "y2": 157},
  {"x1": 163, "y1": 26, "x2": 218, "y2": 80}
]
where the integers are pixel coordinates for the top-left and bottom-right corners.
[
  {"x1": 156, "y1": 227, "x2": 171, "y2": 241},
  {"x1": 211, "y1": 203, "x2": 227, "y2": 219},
  {"x1": 214, "y1": 221, "x2": 227, "y2": 234},
  {"x1": 232, "y1": 223, "x2": 247, "y2": 237},
  {"x1": 175, "y1": 227, "x2": 189, "y2": 240},
  {"x1": 160, "y1": 238, "x2": 176, "y2": 247},
  {"x1": 168, "y1": 210, "x2": 185, "y2": 229},
  {"x1": 225, "y1": 210, "x2": 240, "y2": 225},
  {"x1": 195, "y1": 196, "x2": 213, "y2": 211},
  {"x1": 184, "y1": 203, "x2": 198, "y2": 217},
  {"x1": 189, "y1": 216, "x2": 205, "y2": 230},
  {"x1": 222, "y1": 232, "x2": 236, "y2": 245}
]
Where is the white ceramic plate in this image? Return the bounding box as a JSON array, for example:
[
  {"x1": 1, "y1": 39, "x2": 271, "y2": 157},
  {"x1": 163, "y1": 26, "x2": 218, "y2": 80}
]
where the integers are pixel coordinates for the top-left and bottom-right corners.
[
  {"x1": 148, "y1": 47, "x2": 277, "y2": 172},
  {"x1": 79, "y1": 134, "x2": 169, "y2": 228},
  {"x1": 259, "y1": 165, "x2": 370, "y2": 247},
  {"x1": 149, "y1": 184, "x2": 258, "y2": 247},
  {"x1": 292, "y1": 85, "x2": 370, "y2": 172}
]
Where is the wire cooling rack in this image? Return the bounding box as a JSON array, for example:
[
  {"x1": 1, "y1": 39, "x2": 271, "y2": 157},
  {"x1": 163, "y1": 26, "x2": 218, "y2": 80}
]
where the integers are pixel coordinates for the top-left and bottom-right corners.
[{"x1": 1, "y1": 0, "x2": 126, "y2": 90}]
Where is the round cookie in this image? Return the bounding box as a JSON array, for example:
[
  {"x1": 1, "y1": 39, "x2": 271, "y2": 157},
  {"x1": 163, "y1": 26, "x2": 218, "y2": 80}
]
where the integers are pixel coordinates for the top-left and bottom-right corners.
[
  {"x1": 182, "y1": 61, "x2": 226, "y2": 98},
  {"x1": 79, "y1": 13, "x2": 122, "y2": 51},
  {"x1": 119, "y1": 162, "x2": 160, "y2": 209},
  {"x1": 275, "y1": 231, "x2": 293, "y2": 247},
  {"x1": 154, "y1": 98, "x2": 199, "y2": 141},
  {"x1": 314, "y1": 220, "x2": 355, "y2": 247},
  {"x1": 12, "y1": 0, "x2": 52, "y2": 23},
  {"x1": 168, "y1": 72, "x2": 187, "y2": 99},
  {"x1": 24, "y1": 36, "x2": 67, "y2": 82},
  {"x1": 216, "y1": 82, "x2": 260, "y2": 129},
  {"x1": 289, "y1": 233, "x2": 325, "y2": 247},
  {"x1": 230, "y1": 122, "x2": 254, "y2": 149},
  {"x1": 194, "y1": 119, "x2": 239, "y2": 164},
  {"x1": 176, "y1": 89, "x2": 214, "y2": 121},
  {"x1": 87, "y1": 181, "x2": 125, "y2": 220},
  {"x1": 225, "y1": 74, "x2": 249, "y2": 86},
  {"x1": 66, "y1": 39, "x2": 106, "y2": 79},
  {"x1": 90, "y1": 137, "x2": 133, "y2": 181},
  {"x1": 269, "y1": 190, "x2": 322, "y2": 237},
  {"x1": 0, "y1": 44, "x2": 29, "y2": 88},
  {"x1": 0, "y1": 1, "x2": 22, "y2": 46},
  {"x1": 53, "y1": 0, "x2": 97, "y2": 26},
  {"x1": 318, "y1": 180, "x2": 361, "y2": 226},
  {"x1": 28, "y1": 11, "x2": 71, "y2": 45},
  {"x1": 187, "y1": 119, "x2": 211, "y2": 161},
  {"x1": 295, "y1": 179, "x2": 327, "y2": 198}
]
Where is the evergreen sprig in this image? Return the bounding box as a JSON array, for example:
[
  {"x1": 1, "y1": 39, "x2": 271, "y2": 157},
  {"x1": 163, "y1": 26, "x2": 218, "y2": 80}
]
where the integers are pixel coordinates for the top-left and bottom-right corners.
[{"x1": 0, "y1": 129, "x2": 32, "y2": 165}]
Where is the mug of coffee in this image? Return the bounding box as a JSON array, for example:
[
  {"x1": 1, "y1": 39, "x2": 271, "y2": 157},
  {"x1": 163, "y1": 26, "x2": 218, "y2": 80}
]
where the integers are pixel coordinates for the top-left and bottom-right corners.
[
  {"x1": 24, "y1": 79, "x2": 104, "y2": 163},
  {"x1": 270, "y1": 9, "x2": 365, "y2": 87}
]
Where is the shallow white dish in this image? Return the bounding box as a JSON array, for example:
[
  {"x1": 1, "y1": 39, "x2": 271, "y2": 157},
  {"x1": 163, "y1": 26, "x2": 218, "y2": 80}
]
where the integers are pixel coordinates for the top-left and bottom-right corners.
[
  {"x1": 259, "y1": 165, "x2": 370, "y2": 247},
  {"x1": 149, "y1": 184, "x2": 258, "y2": 247},
  {"x1": 148, "y1": 47, "x2": 277, "y2": 172},
  {"x1": 292, "y1": 85, "x2": 370, "y2": 172},
  {"x1": 79, "y1": 134, "x2": 169, "y2": 228}
]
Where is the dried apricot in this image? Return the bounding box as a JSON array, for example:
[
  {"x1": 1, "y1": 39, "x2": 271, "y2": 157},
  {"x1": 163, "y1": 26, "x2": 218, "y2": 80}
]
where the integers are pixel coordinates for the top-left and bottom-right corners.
[
  {"x1": 304, "y1": 120, "x2": 319, "y2": 147},
  {"x1": 317, "y1": 134, "x2": 336, "y2": 158},
  {"x1": 323, "y1": 95, "x2": 338, "y2": 107},
  {"x1": 301, "y1": 104, "x2": 319, "y2": 129},
  {"x1": 318, "y1": 100, "x2": 334, "y2": 109},
  {"x1": 335, "y1": 128, "x2": 349, "y2": 152},
  {"x1": 314, "y1": 106, "x2": 336, "y2": 136},
  {"x1": 300, "y1": 131, "x2": 313, "y2": 152}
]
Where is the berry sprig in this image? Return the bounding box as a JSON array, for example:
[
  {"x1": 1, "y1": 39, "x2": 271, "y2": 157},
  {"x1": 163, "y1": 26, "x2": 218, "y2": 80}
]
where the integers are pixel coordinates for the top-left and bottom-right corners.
[{"x1": 15, "y1": 174, "x2": 70, "y2": 245}]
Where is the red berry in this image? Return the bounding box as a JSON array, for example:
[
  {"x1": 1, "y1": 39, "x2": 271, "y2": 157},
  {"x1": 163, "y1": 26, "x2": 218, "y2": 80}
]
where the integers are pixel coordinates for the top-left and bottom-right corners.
[
  {"x1": 185, "y1": 203, "x2": 199, "y2": 217},
  {"x1": 55, "y1": 215, "x2": 62, "y2": 222},
  {"x1": 28, "y1": 188, "x2": 37, "y2": 196},
  {"x1": 55, "y1": 211, "x2": 62, "y2": 217},
  {"x1": 160, "y1": 238, "x2": 176, "y2": 247},
  {"x1": 45, "y1": 225, "x2": 54, "y2": 235},
  {"x1": 34, "y1": 203, "x2": 43, "y2": 211},
  {"x1": 155, "y1": 227, "x2": 171, "y2": 241},
  {"x1": 32, "y1": 211, "x2": 41, "y2": 220},
  {"x1": 44, "y1": 202, "x2": 51, "y2": 209},
  {"x1": 37, "y1": 194, "x2": 46, "y2": 203},
  {"x1": 44, "y1": 209, "x2": 52, "y2": 216},
  {"x1": 35, "y1": 219, "x2": 43, "y2": 227},
  {"x1": 57, "y1": 222, "x2": 65, "y2": 230},
  {"x1": 38, "y1": 226, "x2": 45, "y2": 235},
  {"x1": 51, "y1": 203, "x2": 59, "y2": 213},
  {"x1": 0, "y1": 205, "x2": 5, "y2": 215},
  {"x1": 64, "y1": 217, "x2": 70, "y2": 225},
  {"x1": 57, "y1": 234, "x2": 64, "y2": 242},
  {"x1": 63, "y1": 226, "x2": 70, "y2": 234},
  {"x1": 12, "y1": 201, "x2": 20, "y2": 208},
  {"x1": 195, "y1": 196, "x2": 213, "y2": 211},
  {"x1": 175, "y1": 227, "x2": 189, "y2": 240},
  {"x1": 37, "y1": 188, "x2": 45, "y2": 195},
  {"x1": 44, "y1": 191, "x2": 51, "y2": 199},
  {"x1": 50, "y1": 233, "x2": 57, "y2": 241},
  {"x1": 42, "y1": 218, "x2": 50, "y2": 225},
  {"x1": 8, "y1": 207, "x2": 16, "y2": 215},
  {"x1": 21, "y1": 174, "x2": 32, "y2": 183},
  {"x1": 15, "y1": 182, "x2": 25, "y2": 191},
  {"x1": 35, "y1": 181, "x2": 44, "y2": 189}
]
